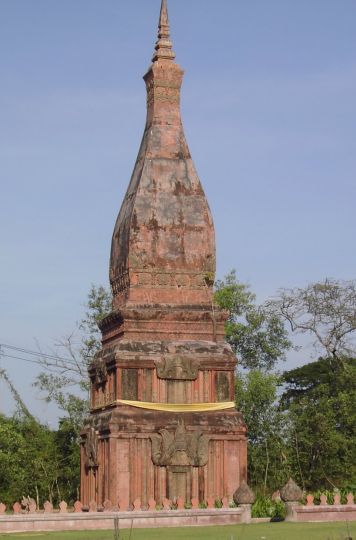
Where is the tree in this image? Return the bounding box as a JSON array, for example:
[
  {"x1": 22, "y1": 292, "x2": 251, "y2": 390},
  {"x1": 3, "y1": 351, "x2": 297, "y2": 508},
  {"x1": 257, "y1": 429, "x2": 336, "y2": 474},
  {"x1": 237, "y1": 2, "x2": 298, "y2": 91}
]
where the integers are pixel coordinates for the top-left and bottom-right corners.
[
  {"x1": 214, "y1": 271, "x2": 291, "y2": 491},
  {"x1": 269, "y1": 278, "x2": 356, "y2": 365},
  {"x1": 214, "y1": 271, "x2": 291, "y2": 371},
  {"x1": 236, "y1": 370, "x2": 288, "y2": 491},
  {"x1": 281, "y1": 358, "x2": 356, "y2": 491},
  {"x1": 34, "y1": 284, "x2": 112, "y2": 429},
  {"x1": 0, "y1": 414, "x2": 65, "y2": 507},
  {"x1": 0, "y1": 368, "x2": 34, "y2": 421},
  {"x1": 54, "y1": 417, "x2": 81, "y2": 503}
]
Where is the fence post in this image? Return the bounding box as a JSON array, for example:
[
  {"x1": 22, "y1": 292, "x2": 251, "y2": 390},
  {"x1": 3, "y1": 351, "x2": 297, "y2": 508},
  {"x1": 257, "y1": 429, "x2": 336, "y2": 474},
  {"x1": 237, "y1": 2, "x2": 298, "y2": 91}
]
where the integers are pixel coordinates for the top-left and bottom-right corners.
[{"x1": 114, "y1": 516, "x2": 119, "y2": 540}]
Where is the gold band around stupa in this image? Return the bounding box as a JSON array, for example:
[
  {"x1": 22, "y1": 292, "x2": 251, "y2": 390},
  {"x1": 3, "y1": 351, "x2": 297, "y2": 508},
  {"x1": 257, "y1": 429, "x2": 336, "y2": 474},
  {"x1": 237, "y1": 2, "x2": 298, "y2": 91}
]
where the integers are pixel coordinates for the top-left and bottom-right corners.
[{"x1": 117, "y1": 400, "x2": 235, "y2": 412}]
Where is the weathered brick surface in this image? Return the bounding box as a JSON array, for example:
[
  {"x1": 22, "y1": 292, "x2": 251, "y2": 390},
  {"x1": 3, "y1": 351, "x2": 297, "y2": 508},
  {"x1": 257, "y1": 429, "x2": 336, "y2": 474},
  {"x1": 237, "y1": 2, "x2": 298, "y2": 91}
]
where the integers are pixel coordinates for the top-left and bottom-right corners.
[{"x1": 81, "y1": 0, "x2": 247, "y2": 508}]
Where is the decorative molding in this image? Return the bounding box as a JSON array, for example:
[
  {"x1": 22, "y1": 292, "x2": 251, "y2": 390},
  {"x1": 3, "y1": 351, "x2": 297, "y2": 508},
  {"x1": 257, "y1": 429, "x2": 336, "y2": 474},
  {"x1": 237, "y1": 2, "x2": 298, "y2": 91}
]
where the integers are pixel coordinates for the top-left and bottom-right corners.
[
  {"x1": 111, "y1": 270, "x2": 130, "y2": 295},
  {"x1": 132, "y1": 270, "x2": 208, "y2": 289},
  {"x1": 110, "y1": 269, "x2": 215, "y2": 296}
]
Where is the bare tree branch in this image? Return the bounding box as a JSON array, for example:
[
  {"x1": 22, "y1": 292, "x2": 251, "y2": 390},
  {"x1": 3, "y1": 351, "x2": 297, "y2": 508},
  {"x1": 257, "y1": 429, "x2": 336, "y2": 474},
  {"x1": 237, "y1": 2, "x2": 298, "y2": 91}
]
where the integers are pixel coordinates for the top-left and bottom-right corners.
[{"x1": 268, "y1": 278, "x2": 356, "y2": 365}]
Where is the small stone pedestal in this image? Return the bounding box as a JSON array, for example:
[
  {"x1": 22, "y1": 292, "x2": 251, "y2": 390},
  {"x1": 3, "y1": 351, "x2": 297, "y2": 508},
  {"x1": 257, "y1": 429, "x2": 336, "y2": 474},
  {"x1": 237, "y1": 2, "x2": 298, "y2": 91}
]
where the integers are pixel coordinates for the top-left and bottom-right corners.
[
  {"x1": 280, "y1": 478, "x2": 303, "y2": 522},
  {"x1": 233, "y1": 481, "x2": 255, "y2": 524}
]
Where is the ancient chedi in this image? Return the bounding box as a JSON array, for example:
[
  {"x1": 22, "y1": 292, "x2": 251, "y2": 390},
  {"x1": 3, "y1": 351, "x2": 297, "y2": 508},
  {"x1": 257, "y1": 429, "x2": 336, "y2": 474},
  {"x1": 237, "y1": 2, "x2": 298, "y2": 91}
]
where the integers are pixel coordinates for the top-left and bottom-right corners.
[{"x1": 81, "y1": 0, "x2": 247, "y2": 508}]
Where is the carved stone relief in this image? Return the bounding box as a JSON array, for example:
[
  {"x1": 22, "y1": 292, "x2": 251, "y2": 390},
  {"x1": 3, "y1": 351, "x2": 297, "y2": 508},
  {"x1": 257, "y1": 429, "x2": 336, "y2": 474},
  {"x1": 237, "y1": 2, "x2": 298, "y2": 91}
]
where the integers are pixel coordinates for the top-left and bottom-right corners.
[
  {"x1": 92, "y1": 358, "x2": 107, "y2": 386},
  {"x1": 121, "y1": 368, "x2": 138, "y2": 400},
  {"x1": 215, "y1": 372, "x2": 230, "y2": 401},
  {"x1": 84, "y1": 427, "x2": 98, "y2": 470},
  {"x1": 150, "y1": 420, "x2": 209, "y2": 467},
  {"x1": 155, "y1": 356, "x2": 199, "y2": 380}
]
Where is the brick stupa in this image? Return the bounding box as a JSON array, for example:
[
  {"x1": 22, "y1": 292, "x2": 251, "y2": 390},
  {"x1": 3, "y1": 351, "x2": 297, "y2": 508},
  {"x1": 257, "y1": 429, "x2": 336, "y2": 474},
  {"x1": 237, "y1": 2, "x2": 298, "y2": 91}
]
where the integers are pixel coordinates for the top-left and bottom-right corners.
[{"x1": 81, "y1": 0, "x2": 247, "y2": 508}]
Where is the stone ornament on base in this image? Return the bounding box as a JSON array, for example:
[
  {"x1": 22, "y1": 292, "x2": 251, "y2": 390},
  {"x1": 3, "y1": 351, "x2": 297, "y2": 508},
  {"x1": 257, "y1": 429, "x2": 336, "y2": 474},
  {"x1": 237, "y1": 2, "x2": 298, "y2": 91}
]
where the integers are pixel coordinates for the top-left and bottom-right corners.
[
  {"x1": 12, "y1": 502, "x2": 21, "y2": 514},
  {"x1": 103, "y1": 500, "x2": 113, "y2": 512},
  {"x1": 280, "y1": 478, "x2": 303, "y2": 521},
  {"x1": 320, "y1": 494, "x2": 328, "y2": 505},
  {"x1": 28, "y1": 502, "x2": 36, "y2": 514},
  {"x1": 74, "y1": 501, "x2": 83, "y2": 513},
  {"x1": 43, "y1": 501, "x2": 53, "y2": 514},
  {"x1": 233, "y1": 481, "x2": 256, "y2": 505},
  {"x1": 0, "y1": 503, "x2": 6, "y2": 515},
  {"x1": 118, "y1": 499, "x2": 129, "y2": 512},
  {"x1": 233, "y1": 481, "x2": 255, "y2": 524},
  {"x1": 280, "y1": 478, "x2": 303, "y2": 502},
  {"x1": 21, "y1": 497, "x2": 36, "y2": 514},
  {"x1": 59, "y1": 501, "x2": 68, "y2": 513},
  {"x1": 89, "y1": 500, "x2": 97, "y2": 513}
]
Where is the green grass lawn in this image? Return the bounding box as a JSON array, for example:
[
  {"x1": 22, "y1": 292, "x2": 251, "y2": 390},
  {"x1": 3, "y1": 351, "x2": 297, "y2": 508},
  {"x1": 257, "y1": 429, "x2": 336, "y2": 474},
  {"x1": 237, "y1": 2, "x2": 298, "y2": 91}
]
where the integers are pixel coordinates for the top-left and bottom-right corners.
[{"x1": 1, "y1": 522, "x2": 355, "y2": 540}]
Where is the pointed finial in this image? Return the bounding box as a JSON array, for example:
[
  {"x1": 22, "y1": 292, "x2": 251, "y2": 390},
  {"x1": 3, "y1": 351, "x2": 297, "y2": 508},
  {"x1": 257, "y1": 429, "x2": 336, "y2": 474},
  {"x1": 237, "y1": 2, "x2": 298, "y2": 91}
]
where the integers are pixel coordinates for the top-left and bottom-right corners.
[{"x1": 152, "y1": 0, "x2": 176, "y2": 62}]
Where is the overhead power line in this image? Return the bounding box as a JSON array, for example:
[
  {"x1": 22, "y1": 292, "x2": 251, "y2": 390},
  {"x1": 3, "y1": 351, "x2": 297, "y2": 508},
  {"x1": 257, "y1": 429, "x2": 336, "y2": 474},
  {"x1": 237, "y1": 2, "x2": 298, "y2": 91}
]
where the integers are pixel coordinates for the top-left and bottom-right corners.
[{"x1": 0, "y1": 343, "x2": 79, "y2": 366}]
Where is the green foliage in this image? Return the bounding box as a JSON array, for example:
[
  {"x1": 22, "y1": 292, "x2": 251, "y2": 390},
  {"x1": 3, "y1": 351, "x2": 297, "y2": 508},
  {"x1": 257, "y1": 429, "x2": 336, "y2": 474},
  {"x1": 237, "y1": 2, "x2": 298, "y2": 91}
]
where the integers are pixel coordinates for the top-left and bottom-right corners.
[
  {"x1": 0, "y1": 414, "x2": 77, "y2": 507},
  {"x1": 281, "y1": 358, "x2": 356, "y2": 491},
  {"x1": 217, "y1": 272, "x2": 356, "y2": 495},
  {"x1": 54, "y1": 417, "x2": 81, "y2": 503},
  {"x1": 79, "y1": 285, "x2": 113, "y2": 364},
  {"x1": 0, "y1": 413, "x2": 81, "y2": 507},
  {"x1": 236, "y1": 370, "x2": 289, "y2": 491},
  {"x1": 251, "y1": 495, "x2": 286, "y2": 519},
  {"x1": 215, "y1": 271, "x2": 291, "y2": 370}
]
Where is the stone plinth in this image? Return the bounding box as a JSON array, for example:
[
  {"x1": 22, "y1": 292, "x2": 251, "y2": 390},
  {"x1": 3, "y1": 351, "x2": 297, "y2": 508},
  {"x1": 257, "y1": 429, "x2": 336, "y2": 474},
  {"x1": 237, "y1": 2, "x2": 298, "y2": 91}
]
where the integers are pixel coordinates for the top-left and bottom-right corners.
[{"x1": 0, "y1": 509, "x2": 244, "y2": 534}]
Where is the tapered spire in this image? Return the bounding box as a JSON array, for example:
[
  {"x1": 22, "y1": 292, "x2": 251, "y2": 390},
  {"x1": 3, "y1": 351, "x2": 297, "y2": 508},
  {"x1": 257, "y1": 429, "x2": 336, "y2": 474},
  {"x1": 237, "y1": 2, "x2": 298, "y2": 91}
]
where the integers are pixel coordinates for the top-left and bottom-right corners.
[
  {"x1": 152, "y1": 0, "x2": 176, "y2": 62},
  {"x1": 110, "y1": 0, "x2": 216, "y2": 309}
]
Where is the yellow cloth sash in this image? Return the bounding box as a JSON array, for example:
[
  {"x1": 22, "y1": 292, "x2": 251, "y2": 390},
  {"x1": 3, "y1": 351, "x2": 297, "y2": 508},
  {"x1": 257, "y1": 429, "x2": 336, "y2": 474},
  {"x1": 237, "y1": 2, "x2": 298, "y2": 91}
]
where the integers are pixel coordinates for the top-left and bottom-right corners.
[{"x1": 117, "y1": 400, "x2": 235, "y2": 412}]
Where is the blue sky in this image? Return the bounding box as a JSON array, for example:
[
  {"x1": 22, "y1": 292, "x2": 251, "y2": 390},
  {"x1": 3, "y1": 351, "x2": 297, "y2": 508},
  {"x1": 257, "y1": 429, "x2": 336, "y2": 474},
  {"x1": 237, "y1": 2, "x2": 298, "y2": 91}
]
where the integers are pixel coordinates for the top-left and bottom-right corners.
[{"x1": 1, "y1": 0, "x2": 355, "y2": 423}]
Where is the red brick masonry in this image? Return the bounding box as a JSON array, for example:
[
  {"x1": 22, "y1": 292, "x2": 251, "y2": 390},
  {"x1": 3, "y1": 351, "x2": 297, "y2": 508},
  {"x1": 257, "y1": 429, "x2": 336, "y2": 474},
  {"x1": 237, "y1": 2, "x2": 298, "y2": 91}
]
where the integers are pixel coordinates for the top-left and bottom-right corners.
[{"x1": 80, "y1": 0, "x2": 247, "y2": 508}]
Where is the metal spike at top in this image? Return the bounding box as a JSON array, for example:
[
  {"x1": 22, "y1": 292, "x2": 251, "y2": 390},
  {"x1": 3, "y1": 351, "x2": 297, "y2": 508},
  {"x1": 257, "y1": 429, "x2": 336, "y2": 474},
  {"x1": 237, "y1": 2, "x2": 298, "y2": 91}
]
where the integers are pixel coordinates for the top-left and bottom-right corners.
[{"x1": 152, "y1": 0, "x2": 176, "y2": 62}]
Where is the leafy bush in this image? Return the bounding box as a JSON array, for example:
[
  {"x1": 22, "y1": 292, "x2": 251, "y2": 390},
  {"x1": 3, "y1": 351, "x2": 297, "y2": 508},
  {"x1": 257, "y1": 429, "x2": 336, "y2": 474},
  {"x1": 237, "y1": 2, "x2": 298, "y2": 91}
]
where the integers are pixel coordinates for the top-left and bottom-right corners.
[{"x1": 251, "y1": 496, "x2": 285, "y2": 520}]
